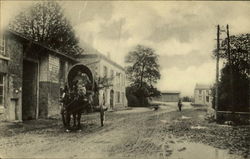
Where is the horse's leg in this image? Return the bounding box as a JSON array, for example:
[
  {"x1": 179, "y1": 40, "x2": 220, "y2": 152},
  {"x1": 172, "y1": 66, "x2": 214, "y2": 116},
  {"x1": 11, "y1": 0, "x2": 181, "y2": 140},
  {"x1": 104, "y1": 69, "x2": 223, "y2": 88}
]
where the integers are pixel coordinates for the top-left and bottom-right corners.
[
  {"x1": 61, "y1": 108, "x2": 67, "y2": 127},
  {"x1": 65, "y1": 111, "x2": 71, "y2": 131},
  {"x1": 61, "y1": 108, "x2": 66, "y2": 127},
  {"x1": 77, "y1": 111, "x2": 82, "y2": 130},
  {"x1": 73, "y1": 113, "x2": 77, "y2": 128},
  {"x1": 100, "y1": 106, "x2": 104, "y2": 127}
]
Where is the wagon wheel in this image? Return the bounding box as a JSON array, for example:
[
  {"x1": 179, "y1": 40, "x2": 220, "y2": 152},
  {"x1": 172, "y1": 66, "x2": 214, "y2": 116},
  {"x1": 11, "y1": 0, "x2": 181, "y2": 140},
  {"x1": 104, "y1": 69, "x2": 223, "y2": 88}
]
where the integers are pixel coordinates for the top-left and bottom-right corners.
[{"x1": 100, "y1": 106, "x2": 104, "y2": 127}]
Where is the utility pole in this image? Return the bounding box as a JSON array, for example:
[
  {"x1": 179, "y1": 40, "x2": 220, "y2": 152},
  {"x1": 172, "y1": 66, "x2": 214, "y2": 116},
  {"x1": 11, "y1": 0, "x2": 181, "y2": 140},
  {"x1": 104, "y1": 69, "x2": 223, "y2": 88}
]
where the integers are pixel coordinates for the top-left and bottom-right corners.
[
  {"x1": 215, "y1": 25, "x2": 220, "y2": 120},
  {"x1": 226, "y1": 24, "x2": 234, "y2": 112},
  {"x1": 248, "y1": 34, "x2": 250, "y2": 112}
]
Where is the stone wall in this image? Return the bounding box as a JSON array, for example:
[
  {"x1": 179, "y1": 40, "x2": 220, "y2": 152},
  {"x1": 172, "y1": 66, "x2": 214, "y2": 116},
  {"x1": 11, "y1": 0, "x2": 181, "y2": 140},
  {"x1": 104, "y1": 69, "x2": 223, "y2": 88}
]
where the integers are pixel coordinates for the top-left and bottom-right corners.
[
  {"x1": 217, "y1": 111, "x2": 250, "y2": 124},
  {"x1": 47, "y1": 54, "x2": 60, "y2": 116},
  {"x1": 5, "y1": 34, "x2": 23, "y2": 121},
  {"x1": 39, "y1": 54, "x2": 73, "y2": 117},
  {"x1": 99, "y1": 59, "x2": 127, "y2": 109},
  {"x1": 39, "y1": 55, "x2": 49, "y2": 118},
  {"x1": 2, "y1": 32, "x2": 77, "y2": 121}
]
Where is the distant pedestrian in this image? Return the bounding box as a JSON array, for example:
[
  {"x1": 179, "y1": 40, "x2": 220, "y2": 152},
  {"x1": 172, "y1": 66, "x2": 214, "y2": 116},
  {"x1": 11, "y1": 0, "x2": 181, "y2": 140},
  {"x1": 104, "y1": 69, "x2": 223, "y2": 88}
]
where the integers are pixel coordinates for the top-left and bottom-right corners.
[
  {"x1": 178, "y1": 99, "x2": 182, "y2": 111},
  {"x1": 98, "y1": 85, "x2": 105, "y2": 127}
]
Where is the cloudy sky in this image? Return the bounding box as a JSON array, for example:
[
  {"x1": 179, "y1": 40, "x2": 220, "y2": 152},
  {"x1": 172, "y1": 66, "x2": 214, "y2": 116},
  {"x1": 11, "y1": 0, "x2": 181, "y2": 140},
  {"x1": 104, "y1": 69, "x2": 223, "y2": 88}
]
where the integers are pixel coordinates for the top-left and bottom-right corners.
[{"x1": 1, "y1": 1, "x2": 250, "y2": 96}]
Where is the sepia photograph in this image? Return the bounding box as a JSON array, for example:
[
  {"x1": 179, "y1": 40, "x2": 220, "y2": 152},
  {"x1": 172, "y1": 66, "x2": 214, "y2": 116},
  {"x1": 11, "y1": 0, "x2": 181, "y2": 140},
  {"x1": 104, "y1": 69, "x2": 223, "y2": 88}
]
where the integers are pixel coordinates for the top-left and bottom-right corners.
[{"x1": 0, "y1": 1, "x2": 249, "y2": 159}]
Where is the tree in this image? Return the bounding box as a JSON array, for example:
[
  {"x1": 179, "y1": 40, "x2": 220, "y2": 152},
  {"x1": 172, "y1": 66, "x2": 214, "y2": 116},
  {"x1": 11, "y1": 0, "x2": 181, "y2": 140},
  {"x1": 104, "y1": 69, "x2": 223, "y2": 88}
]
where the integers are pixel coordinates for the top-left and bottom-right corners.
[
  {"x1": 9, "y1": 1, "x2": 83, "y2": 57},
  {"x1": 125, "y1": 45, "x2": 161, "y2": 106},
  {"x1": 219, "y1": 34, "x2": 249, "y2": 77},
  {"x1": 212, "y1": 34, "x2": 250, "y2": 112},
  {"x1": 182, "y1": 96, "x2": 192, "y2": 102},
  {"x1": 217, "y1": 64, "x2": 249, "y2": 112}
]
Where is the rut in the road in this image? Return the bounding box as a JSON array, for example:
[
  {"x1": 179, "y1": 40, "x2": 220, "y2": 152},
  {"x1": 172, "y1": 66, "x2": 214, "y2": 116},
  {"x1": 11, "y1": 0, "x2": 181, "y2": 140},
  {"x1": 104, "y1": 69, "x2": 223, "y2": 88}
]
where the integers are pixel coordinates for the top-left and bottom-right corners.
[{"x1": 108, "y1": 110, "x2": 172, "y2": 157}]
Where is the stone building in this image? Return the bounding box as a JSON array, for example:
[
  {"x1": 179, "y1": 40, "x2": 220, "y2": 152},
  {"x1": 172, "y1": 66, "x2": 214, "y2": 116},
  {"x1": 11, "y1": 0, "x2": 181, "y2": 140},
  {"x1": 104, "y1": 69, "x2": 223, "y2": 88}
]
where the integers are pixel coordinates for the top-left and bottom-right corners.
[
  {"x1": 0, "y1": 30, "x2": 77, "y2": 121},
  {"x1": 78, "y1": 42, "x2": 127, "y2": 110},
  {"x1": 153, "y1": 91, "x2": 181, "y2": 102},
  {"x1": 193, "y1": 83, "x2": 212, "y2": 106}
]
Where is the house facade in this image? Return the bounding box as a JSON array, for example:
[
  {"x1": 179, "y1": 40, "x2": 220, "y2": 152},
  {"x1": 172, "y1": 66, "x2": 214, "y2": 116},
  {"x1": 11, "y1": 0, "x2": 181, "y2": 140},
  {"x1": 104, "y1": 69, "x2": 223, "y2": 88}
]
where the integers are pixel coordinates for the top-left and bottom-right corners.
[
  {"x1": 78, "y1": 53, "x2": 127, "y2": 110},
  {"x1": 153, "y1": 91, "x2": 181, "y2": 102},
  {"x1": 193, "y1": 84, "x2": 212, "y2": 106},
  {"x1": 0, "y1": 30, "x2": 77, "y2": 121}
]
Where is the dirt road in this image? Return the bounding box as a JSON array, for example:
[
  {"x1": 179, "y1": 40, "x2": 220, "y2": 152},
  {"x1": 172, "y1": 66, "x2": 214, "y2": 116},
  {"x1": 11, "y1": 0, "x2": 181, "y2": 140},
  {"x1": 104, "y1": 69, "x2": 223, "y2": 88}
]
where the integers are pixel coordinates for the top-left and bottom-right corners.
[{"x1": 0, "y1": 103, "x2": 248, "y2": 159}]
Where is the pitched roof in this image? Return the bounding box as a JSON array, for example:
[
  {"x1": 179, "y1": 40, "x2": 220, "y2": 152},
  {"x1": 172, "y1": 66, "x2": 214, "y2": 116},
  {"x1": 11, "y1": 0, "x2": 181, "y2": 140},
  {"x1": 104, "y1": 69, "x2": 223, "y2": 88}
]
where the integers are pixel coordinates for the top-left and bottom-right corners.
[
  {"x1": 161, "y1": 91, "x2": 181, "y2": 94},
  {"x1": 78, "y1": 41, "x2": 125, "y2": 71},
  {"x1": 7, "y1": 30, "x2": 78, "y2": 62},
  {"x1": 79, "y1": 41, "x2": 101, "y2": 55},
  {"x1": 195, "y1": 83, "x2": 211, "y2": 90}
]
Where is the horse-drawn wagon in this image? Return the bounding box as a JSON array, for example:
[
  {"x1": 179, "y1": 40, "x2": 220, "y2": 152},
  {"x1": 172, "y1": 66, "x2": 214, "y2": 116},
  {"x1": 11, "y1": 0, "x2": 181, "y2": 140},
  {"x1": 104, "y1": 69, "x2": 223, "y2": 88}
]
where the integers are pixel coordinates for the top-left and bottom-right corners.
[{"x1": 60, "y1": 64, "x2": 104, "y2": 131}]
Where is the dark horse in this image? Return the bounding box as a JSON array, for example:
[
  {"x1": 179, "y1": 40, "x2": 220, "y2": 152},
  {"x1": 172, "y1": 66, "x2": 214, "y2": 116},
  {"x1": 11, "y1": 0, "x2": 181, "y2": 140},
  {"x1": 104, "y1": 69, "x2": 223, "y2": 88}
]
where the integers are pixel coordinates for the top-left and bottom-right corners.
[{"x1": 61, "y1": 85, "x2": 91, "y2": 131}]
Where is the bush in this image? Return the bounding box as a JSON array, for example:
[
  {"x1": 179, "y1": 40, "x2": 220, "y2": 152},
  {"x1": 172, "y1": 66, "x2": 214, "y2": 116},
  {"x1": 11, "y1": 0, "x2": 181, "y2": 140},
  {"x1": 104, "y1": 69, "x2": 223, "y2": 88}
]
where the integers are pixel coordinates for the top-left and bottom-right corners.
[
  {"x1": 126, "y1": 94, "x2": 140, "y2": 107},
  {"x1": 213, "y1": 64, "x2": 249, "y2": 112},
  {"x1": 126, "y1": 84, "x2": 159, "y2": 107}
]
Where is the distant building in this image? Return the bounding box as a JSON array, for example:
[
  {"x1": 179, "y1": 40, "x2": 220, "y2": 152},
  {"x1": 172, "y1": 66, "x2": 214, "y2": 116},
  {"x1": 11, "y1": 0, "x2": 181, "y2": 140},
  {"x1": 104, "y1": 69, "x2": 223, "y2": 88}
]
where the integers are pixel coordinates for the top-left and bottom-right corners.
[
  {"x1": 153, "y1": 91, "x2": 181, "y2": 102},
  {"x1": 78, "y1": 42, "x2": 127, "y2": 110},
  {"x1": 193, "y1": 84, "x2": 212, "y2": 106}
]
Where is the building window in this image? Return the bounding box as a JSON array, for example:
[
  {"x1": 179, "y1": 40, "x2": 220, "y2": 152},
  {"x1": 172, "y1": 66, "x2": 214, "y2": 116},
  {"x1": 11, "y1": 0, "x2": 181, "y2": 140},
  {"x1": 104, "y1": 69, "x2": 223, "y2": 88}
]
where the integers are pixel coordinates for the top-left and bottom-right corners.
[
  {"x1": 116, "y1": 91, "x2": 120, "y2": 103},
  {"x1": 115, "y1": 72, "x2": 119, "y2": 86},
  {"x1": 116, "y1": 72, "x2": 121, "y2": 86},
  {"x1": 0, "y1": 34, "x2": 6, "y2": 56},
  {"x1": 121, "y1": 92, "x2": 125, "y2": 104},
  {"x1": 199, "y1": 96, "x2": 202, "y2": 100},
  {"x1": 110, "y1": 70, "x2": 114, "y2": 78},
  {"x1": 206, "y1": 96, "x2": 209, "y2": 102},
  {"x1": 123, "y1": 74, "x2": 125, "y2": 86},
  {"x1": 103, "y1": 66, "x2": 108, "y2": 78},
  {"x1": 199, "y1": 90, "x2": 202, "y2": 94},
  {"x1": 0, "y1": 74, "x2": 4, "y2": 107},
  {"x1": 121, "y1": 74, "x2": 123, "y2": 86}
]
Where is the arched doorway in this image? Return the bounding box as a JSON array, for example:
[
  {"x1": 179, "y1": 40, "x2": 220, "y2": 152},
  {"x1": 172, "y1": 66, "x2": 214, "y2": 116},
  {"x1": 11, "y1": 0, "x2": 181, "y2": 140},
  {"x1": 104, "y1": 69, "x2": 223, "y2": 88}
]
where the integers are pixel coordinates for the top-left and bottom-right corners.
[
  {"x1": 110, "y1": 90, "x2": 114, "y2": 110},
  {"x1": 67, "y1": 63, "x2": 94, "y2": 90}
]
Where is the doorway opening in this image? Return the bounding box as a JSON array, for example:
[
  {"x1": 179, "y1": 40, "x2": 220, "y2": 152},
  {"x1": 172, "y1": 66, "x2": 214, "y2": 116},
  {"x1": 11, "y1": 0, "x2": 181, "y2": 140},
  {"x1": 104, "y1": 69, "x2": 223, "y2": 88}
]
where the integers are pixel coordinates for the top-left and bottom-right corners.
[{"x1": 22, "y1": 60, "x2": 38, "y2": 120}]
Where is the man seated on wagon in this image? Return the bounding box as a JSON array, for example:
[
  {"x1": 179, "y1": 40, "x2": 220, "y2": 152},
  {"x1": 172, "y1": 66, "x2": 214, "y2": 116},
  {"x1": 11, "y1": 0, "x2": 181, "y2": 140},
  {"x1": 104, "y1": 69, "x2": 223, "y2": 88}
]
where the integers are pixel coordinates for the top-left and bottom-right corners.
[{"x1": 73, "y1": 71, "x2": 91, "y2": 101}]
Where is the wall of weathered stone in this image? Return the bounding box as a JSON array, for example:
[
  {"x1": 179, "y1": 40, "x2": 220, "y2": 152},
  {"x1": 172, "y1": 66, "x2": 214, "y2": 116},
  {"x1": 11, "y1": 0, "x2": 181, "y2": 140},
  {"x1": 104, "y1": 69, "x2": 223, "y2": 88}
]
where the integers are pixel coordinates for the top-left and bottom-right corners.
[
  {"x1": 2, "y1": 32, "x2": 77, "y2": 121},
  {"x1": 217, "y1": 111, "x2": 250, "y2": 124},
  {"x1": 45, "y1": 55, "x2": 75, "y2": 117},
  {"x1": 39, "y1": 54, "x2": 74, "y2": 118},
  {"x1": 5, "y1": 34, "x2": 23, "y2": 121},
  {"x1": 99, "y1": 59, "x2": 127, "y2": 109},
  {"x1": 47, "y1": 54, "x2": 60, "y2": 117},
  {"x1": 39, "y1": 54, "x2": 63, "y2": 117},
  {"x1": 39, "y1": 55, "x2": 49, "y2": 118}
]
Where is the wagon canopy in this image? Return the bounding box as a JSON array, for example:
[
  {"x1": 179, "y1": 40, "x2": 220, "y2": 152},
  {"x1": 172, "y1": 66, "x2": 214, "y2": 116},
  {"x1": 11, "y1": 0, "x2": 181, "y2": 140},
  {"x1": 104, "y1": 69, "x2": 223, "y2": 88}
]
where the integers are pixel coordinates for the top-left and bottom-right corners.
[{"x1": 67, "y1": 64, "x2": 94, "y2": 90}]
